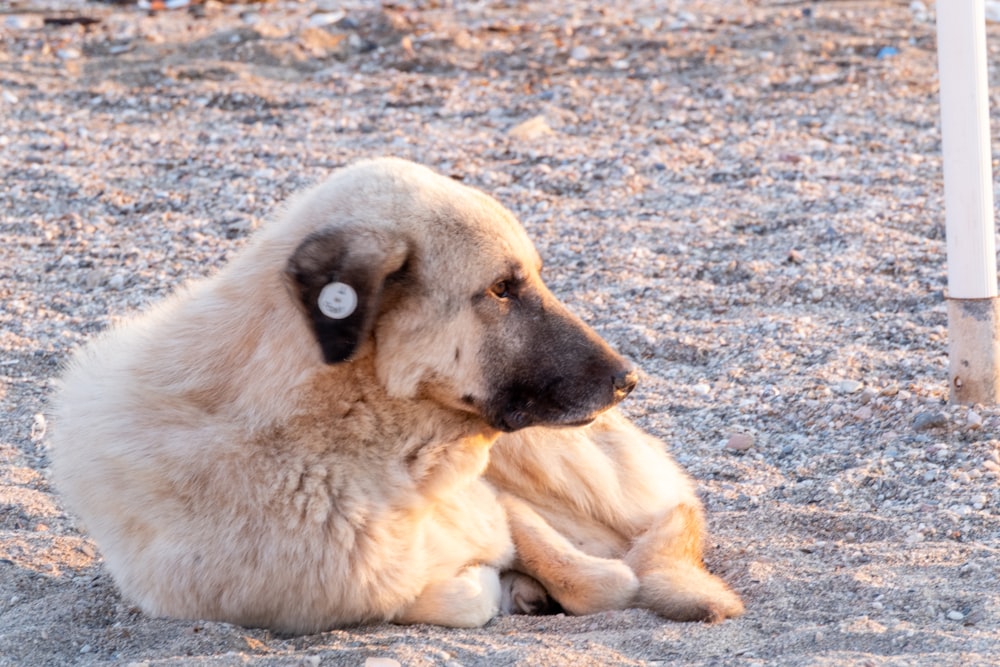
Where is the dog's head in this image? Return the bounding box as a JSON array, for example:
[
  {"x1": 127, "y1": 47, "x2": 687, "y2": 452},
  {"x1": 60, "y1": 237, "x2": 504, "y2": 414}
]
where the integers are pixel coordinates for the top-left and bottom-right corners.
[{"x1": 283, "y1": 158, "x2": 636, "y2": 432}]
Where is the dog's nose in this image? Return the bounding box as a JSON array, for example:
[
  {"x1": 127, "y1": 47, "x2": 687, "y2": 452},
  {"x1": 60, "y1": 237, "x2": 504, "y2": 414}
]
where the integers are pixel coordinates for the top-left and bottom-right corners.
[{"x1": 613, "y1": 367, "x2": 639, "y2": 399}]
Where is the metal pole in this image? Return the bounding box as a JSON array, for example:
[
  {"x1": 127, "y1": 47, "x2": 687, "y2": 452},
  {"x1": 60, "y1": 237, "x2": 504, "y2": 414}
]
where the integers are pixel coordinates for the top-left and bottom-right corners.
[{"x1": 937, "y1": 0, "x2": 1000, "y2": 404}]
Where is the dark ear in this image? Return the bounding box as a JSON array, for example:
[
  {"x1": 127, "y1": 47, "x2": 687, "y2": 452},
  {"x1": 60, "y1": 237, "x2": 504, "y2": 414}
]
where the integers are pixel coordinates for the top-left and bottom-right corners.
[{"x1": 286, "y1": 227, "x2": 410, "y2": 363}]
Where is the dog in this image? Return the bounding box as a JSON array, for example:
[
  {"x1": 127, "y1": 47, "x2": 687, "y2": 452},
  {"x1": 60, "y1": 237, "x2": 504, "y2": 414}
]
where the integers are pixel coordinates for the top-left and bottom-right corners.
[{"x1": 50, "y1": 158, "x2": 741, "y2": 633}]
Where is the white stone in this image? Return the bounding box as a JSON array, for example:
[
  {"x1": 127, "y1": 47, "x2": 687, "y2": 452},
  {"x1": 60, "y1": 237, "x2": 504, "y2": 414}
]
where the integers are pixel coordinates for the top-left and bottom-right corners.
[
  {"x1": 834, "y1": 379, "x2": 863, "y2": 394},
  {"x1": 365, "y1": 659, "x2": 402, "y2": 667}
]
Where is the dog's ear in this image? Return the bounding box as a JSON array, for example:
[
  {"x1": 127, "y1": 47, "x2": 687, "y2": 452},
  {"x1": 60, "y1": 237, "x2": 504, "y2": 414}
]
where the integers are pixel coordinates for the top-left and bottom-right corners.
[{"x1": 286, "y1": 227, "x2": 410, "y2": 363}]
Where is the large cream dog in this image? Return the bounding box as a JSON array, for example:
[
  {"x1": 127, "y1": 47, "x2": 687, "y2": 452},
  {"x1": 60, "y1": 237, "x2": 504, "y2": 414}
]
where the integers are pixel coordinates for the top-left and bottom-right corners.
[{"x1": 51, "y1": 158, "x2": 741, "y2": 633}]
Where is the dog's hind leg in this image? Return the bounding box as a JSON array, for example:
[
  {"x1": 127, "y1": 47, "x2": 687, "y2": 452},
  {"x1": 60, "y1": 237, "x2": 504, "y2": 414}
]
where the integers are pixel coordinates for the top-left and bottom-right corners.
[
  {"x1": 500, "y1": 494, "x2": 639, "y2": 615},
  {"x1": 393, "y1": 564, "x2": 503, "y2": 628},
  {"x1": 623, "y1": 503, "x2": 744, "y2": 622}
]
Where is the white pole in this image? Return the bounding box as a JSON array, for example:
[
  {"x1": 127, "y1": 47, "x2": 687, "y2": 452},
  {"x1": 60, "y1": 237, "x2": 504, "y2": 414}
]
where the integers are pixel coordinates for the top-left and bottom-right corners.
[{"x1": 937, "y1": 0, "x2": 1000, "y2": 404}]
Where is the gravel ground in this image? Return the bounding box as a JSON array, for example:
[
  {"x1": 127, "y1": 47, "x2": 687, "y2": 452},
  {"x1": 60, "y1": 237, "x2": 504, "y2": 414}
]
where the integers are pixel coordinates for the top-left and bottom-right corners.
[{"x1": 2, "y1": 0, "x2": 999, "y2": 665}]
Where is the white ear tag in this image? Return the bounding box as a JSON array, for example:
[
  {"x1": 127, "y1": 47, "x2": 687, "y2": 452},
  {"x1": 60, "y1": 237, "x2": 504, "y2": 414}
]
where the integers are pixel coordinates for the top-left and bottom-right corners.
[{"x1": 317, "y1": 282, "x2": 358, "y2": 319}]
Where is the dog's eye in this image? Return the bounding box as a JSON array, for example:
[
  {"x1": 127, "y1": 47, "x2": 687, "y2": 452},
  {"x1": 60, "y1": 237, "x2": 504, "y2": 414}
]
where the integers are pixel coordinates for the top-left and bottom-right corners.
[{"x1": 490, "y1": 281, "x2": 511, "y2": 300}]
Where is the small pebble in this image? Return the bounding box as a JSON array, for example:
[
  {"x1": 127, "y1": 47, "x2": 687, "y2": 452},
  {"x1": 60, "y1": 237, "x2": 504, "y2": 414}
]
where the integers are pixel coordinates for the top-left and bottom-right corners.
[
  {"x1": 299, "y1": 27, "x2": 346, "y2": 55},
  {"x1": 912, "y1": 411, "x2": 948, "y2": 431},
  {"x1": 83, "y1": 269, "x2": 106, "y2": 289},
  {"x1": 852, "y1": 405, "x2": 873, "y2": 420},
  {"x1": 508, "y1": 115, "x2": 554, "y2": 142},
  {"x1": 365, "y1": 659, "x2": 401, "y2": 667},
  {"x1": 30, "y1": 413, "x2": 47, "y2": 441},
  {"x1": 691, "y1": 383, "x2": 711, "y2": 397},
  {"x1": 725, "y1": 432, "x2": 754, "y2": 451},
  {"x1": 966, "y1": 410, "x2": 983, "y2": 430},
  {"x1": 636, "y1": 16, "x2": 661, "y2": 31},
  {"x1": 307, "y1": 11, "x2": 345, "y2": 27},
  {"x1": 833, "y1": 379, "x2": 862, "y2": 394},
  {"x1": 946, "y1": 610, "x2": 965, "y2": 622}
]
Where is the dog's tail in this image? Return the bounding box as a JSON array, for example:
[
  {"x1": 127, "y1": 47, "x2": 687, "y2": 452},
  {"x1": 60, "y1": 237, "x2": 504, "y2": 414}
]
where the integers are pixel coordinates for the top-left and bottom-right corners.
[{"x1": 624, "y1": 503, "x2": 745, "y2": 622}]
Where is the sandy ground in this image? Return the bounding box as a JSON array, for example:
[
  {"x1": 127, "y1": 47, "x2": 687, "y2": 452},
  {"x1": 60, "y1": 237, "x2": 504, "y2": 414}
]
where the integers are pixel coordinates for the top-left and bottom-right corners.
[{"x1": 2, "y1": 0, "x2": 999, "y2": 664}]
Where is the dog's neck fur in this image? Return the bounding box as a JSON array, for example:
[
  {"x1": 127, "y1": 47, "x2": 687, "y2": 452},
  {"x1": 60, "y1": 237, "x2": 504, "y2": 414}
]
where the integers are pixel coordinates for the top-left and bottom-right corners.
[{"x1": 279, "y1": 351, "x2": 500, "y2": 500}]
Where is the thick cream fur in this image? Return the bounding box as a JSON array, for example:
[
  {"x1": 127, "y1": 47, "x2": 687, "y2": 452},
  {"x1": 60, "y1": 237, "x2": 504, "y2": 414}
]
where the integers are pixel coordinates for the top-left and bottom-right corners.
[{"x1": 51, "y1": 159, "x2": 522, "y2": 633}]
